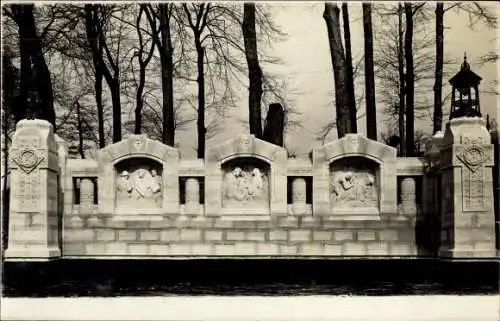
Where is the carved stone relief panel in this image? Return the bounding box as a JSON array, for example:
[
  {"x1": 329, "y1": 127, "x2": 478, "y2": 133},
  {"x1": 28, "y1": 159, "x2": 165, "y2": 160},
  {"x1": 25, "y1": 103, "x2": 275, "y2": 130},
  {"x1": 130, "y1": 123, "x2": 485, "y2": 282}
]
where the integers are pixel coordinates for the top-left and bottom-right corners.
[
  {"x1": 221, "y1": 158, "x2": 270, "y2": 210},
  {"x1": 114, "y1": 157, "x2": 163, "y2": 210},
  {"x1": 329, "y1": 157, "x2": 379, "y2": 212}
]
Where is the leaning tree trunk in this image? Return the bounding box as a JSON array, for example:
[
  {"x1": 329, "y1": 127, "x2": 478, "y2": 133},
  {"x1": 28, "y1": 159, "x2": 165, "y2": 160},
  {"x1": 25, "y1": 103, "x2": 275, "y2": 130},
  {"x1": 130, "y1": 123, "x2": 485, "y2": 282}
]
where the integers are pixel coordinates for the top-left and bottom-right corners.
[
  {"x1": 243, "y1": 3, "x2": 264, "y2": 139},
  {"x1": 159, "y1": 4, "x2": 175, "y2": 146},
  {"x1": 195, "y1": 35, "x2": 206, "y2": 159},
  {"x1": 263, "y1": 103, "x2": 285, "y2": 147},
  {"x1": 404, "y1": 3, "x2": 415, "y2": 156},
  {"x1": 341, "y1": 3, "x2": 357, "y2": 133},
  {"x1": 363, "y1": 3, "x2": 377, "y2": 141},
  {"x1": 398, "y1": 3, "x2": 405, "y2": 155},
  {"x1": 323, "y1": 3, "x2": 353, "y2": 138},
  {"x1": 14, "y1": 4, "x2": 56, "y2": 127},
  {"x1": 433, "y1": 2, "x2": 444, "y2": 134}
]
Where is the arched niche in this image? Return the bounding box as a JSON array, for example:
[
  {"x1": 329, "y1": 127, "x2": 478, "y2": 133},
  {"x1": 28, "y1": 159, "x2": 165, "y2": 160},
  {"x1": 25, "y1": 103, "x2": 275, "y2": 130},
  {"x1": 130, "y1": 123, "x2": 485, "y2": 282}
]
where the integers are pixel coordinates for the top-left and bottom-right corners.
[
  {"x1": 114, "y1": 157, "x2": 163, "y2": 210},
  {"x1": 221, "y1": 157, "x2": 271, "y2": 214},
  {"x1": 329, "y1": 156, "x2": 380, "y2": 214},
  {"x1": 205, "y1": 134, "x2": 287, "y2": 216},
  {"x1": 97, "y1": 135, "x2": 179, "y2": 215},
  {"x1": 312, "y1": 134, "x2": 398, "y2": 217}
]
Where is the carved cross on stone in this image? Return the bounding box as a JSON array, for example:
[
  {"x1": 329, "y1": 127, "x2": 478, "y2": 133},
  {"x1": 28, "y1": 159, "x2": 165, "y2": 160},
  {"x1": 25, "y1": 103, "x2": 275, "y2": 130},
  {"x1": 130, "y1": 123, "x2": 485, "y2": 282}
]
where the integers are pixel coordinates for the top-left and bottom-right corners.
[
  {"x1": 12, "y1": 148, "x2": 44, "y2": 174},
  {"x1": 456, "y1": 144, "x2": 487, "y2": 172}
]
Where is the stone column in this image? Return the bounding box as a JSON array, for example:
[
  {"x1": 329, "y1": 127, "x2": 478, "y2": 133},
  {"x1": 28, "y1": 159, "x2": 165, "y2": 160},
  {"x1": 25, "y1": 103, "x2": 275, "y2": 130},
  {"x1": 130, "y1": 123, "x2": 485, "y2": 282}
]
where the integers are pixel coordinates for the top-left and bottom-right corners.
[
  {"x1": 399, "y1": 177, "x2": 417, "y2": 219},
  {"x1": 438, "y1": 117, "x2": 496, "y2": 259},
  {"x1": 292, "y1": 177, "x2": 307, "y2": 214},
  {"x1": 5, "y1": 119, "x2": 61, "y2": 261},
  {"x1": 490, "y1": 128, "x2": 499, "y2": 252},
  {"x1": 185, "y1": 177, "x2": 200, "y2": 214},
  {"x1": 79, "y1": 178, "x2": 95, "y2": 214}
]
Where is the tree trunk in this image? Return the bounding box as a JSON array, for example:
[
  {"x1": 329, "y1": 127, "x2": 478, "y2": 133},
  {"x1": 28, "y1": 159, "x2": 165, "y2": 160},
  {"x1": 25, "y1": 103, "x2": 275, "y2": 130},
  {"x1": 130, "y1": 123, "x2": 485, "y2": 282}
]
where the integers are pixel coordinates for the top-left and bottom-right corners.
[
  {"x1": 85, "y1": 4, "x2": 121, "y2": 143},
  {"x1": 323, "y1": 3, "x2": 353, "y2": 138},
  {"x1": 362, "y1": 3, "x2": 377, "y2": 140},
  {"x1": 75, "y1": 101, "x2": 85, "y2": 159},
  {"x1": 433, "y1": 2, "x2": 444, "y2": 134},
  {"x1": 134, "y1": 66, "x2": 145, "y2": 134},
  {"x1": 398, "y1": 3, "x2": 405, "y2": 155},
  {"x1": 404, "y1": 3, "x2": 415, "y2": 156},
  {"x1": 2, "y1": 102, "x2": 10, "y2": 252},
  {"x1": 263, "y1": 103, "x2": 285, "y2": 147},
  {"x1": 341, "y1": 3, "x2": 357, "y2": 133},
  {"x1": 195, "y1": 35, "x2": 206, "y2": 159},
  {"x1": 95, "y1": 68, "x2": 105, "y2": 148},
  {"x1": 243, "y1": 3, "x2": 264, "y2": 138},
  {"x1": 110, "y1": 79, "x2": 122, "y2": 143},
  {"x1": 14, "y1": 4, "x2": 56, "y2": 127},
  {"x1": 159, "y1": 4, "x2": 175, "y2": 146}
]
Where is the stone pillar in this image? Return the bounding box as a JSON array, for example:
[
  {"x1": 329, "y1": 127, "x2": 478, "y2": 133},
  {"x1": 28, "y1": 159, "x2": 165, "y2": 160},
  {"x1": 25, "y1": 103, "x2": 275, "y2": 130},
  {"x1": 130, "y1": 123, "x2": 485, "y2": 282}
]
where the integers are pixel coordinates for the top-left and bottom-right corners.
[
  {"x1": 399, "y1": 177, "x2": 417, "y2": 219},
  {"x1": 185, "y1": 177, "x2": 200, "y2": 214},
  {"x1": 439, "y1": 117, "x2": 496, "y2": 259},
  {"x1": 79, "y1": 178, "x2": 95, "y2": 213},
  {"x1": 292, "y1": 177, "x2": 307, "y2": 214},
  {"x1": 490, "y1": 128, "x2": 499, "y2": 252},
  {"x1": 5, "y1": 119, "x2": 61, "y2": 261}
]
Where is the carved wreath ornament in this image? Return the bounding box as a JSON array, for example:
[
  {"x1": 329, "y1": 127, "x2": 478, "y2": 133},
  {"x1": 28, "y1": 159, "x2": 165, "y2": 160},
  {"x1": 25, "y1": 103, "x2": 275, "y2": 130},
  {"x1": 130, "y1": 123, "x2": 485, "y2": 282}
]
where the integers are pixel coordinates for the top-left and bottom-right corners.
[
  {"x1": 456, "y1": 145, "x2": 487, "y2": 172},
  {"x1": 12, "y1": 148, "x2": 44, "y2": 174}
]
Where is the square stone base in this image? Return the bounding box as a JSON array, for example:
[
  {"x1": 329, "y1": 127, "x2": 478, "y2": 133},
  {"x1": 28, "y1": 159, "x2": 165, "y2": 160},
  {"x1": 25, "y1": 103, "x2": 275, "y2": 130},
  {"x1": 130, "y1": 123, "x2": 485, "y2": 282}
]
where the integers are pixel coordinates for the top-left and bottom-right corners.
[{"x1": 4, "y1": 246, "x2": 61, "y2": 261}]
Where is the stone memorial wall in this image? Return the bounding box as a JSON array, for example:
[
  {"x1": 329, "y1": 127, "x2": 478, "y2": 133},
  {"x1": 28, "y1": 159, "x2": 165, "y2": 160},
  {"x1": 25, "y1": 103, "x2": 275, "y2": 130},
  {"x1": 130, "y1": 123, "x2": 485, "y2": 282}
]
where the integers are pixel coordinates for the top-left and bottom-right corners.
[{"x1": 4, "y1": 118, "x2": 498, "y2": 261}]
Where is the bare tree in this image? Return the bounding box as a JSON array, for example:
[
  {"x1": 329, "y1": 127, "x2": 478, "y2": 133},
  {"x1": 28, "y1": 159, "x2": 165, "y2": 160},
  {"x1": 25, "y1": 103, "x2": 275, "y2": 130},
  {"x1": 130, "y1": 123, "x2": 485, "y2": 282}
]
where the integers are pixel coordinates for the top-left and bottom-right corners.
[
  {"x1": 243, "y1": 3, "x2": 264, "y2": 138},
  {"x1": 404, "y1": 2, "x2": 415, "y2": 156},
  {"x1": 84, "y1": 4, "x2": 125, "y2": 143},
  {"x1": 181, "y1": 3, "x2": 211, "y2": 158},
  {"x1": 3, "y1": 4, "x2": 56, "y2": 126},
  {"x1": 323, "y1": 3, "x2": 354, "y2": 138},
  {"x1": 132, "y1": 5, "x2": 156, "y2": 134},
  {"x1": 143, "y1": 4, "x2": 176, "y2": 146},
  {"x1": 363, "y1": 3, "x2": 377, "y2": 140},
  {"x1": 341, "y1": 3, "x2": 357, "y2": 133}
]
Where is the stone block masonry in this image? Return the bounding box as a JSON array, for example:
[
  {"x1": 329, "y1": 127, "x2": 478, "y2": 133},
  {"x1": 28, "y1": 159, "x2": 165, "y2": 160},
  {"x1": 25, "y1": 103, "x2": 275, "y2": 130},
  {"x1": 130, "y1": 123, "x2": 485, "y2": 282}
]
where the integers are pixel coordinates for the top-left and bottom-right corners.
[{"x1": 61, "y1": 215, "x2": 417, "y2": 257}]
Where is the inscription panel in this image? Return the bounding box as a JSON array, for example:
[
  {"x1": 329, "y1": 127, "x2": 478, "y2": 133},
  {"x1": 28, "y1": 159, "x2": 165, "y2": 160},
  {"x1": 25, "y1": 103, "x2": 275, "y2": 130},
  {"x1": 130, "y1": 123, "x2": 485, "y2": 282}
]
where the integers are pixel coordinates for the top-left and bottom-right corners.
[
  {"x1": 463, "y1": 168, "x2": 485, "y2": 211},
  {"x1": 15, "y1": 171, "x2": 40, "y2": 212}
]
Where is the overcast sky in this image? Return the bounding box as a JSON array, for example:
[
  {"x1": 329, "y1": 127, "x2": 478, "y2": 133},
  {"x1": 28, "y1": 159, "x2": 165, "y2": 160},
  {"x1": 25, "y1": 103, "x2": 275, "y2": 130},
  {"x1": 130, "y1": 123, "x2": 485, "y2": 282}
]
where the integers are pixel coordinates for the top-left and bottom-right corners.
[{"x1": 177, "y1": 1, "x2": 498, "y2": 158}]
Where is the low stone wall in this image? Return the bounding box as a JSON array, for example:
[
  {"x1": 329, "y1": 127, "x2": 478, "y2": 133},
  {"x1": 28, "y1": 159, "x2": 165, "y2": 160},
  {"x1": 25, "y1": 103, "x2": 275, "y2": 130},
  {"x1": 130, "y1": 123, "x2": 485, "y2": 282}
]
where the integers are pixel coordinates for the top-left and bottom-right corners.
[
  {"x1": 62, "y1": 211, "x2": 416, "y2": 257},
  {"x1": 5, "y1": 118, "x2": 497, "y2": 262}
]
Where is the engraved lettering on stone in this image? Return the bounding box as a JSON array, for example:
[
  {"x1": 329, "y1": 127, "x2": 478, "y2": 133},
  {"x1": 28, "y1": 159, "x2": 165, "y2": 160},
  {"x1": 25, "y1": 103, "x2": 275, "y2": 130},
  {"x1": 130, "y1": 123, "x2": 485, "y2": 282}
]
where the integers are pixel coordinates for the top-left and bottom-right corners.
[
  {"x1": 463, "y1": 168, "x2": 484, "y2": 211},
  {"x1": 463, "y1": 137, "x2": 482, "y2": 145},
  {"x1": 223, "y1": 166, "x2": 268, "y2": 205},
  {"x1": 116, "y1": 167, "x2": 162, "y2": 208},
  {"x1": 330, "y1": 166, "x2": 377, "y2": 208},
  {"x1": 16, "y1": 171, "x2": 40, "y2": 212},
  {"x1": 456, "y1": 145, "x2": 487, "y2": 172}
]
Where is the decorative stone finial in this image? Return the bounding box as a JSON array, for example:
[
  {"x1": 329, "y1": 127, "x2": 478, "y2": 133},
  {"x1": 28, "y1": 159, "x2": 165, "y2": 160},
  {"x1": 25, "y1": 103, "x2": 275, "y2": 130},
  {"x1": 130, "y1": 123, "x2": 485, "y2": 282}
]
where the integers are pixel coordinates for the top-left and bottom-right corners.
[{"x1": 462, "y1": 52, "x2": 470, "y2": 70}]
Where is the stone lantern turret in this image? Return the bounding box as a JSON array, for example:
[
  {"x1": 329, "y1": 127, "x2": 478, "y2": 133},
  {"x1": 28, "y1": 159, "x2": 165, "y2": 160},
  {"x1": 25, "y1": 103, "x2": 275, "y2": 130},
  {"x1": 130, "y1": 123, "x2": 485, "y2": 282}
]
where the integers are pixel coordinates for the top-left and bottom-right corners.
[{"x1": 448, "y1": 53, "x2": 482, "y2": 119}]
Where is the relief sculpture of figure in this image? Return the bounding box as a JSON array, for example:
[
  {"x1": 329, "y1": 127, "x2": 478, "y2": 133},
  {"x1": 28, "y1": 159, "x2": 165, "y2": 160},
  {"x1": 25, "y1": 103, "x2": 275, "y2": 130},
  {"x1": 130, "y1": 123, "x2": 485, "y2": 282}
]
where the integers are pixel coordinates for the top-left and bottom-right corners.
[
  {"x1": 117, "y1": 171, "x2": 134, "y2": 198},
  {"x1": 150, "y1": 169, "x2": 161, "y2": 194},
  {"x1": 134, "y1": 168, "x2": 152, "y2": 200},
  {"x1": 247, "y1": 168, "x2": 263, "y2": 199},
  {"x1": 225, "y1": 167, "x2": 246, "y2": 201},
  {"x1": 331, "y1": 167, "x2": 377, "y2": 206},
  {"x1": 224, "y1": 166, "x2": 266, "y2": 203},
  {"x1": 150, "y1": 168, "x2": 162, "y2": 205}
]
